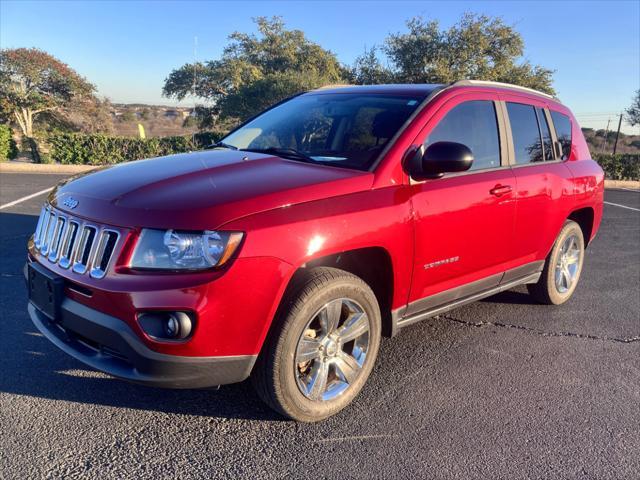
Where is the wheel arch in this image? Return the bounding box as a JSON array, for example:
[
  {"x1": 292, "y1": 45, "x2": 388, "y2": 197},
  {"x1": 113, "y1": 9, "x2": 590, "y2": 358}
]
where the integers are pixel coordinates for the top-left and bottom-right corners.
[
  {"x1": 568, "y1": 206, "x2": 595, "y2": 247},
  {"x1": 288, "y1": 247, "x2": 395, "y2": 338}
]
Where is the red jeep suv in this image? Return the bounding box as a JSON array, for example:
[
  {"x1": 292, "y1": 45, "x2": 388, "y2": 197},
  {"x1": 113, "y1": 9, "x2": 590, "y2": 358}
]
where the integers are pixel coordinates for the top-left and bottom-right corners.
[{"x1": 26, "y1": 81, "x2": 603, "y2": 421}]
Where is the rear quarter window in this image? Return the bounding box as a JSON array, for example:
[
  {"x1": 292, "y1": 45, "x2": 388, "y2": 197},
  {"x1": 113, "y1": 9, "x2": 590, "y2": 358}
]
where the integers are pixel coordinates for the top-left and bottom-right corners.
[
  {"x1": 506, "y1": 102, "x2": 543, "y2": 164},
  {"x1": 550, "y1": 111, "x2": 572, "y2": 160}
]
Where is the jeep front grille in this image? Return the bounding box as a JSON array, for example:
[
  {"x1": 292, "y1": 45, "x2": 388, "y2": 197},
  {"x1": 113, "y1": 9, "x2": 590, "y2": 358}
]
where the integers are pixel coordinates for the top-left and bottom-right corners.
[{"x1": 33, "y1": 205, "x2": 121, "y2": 279}]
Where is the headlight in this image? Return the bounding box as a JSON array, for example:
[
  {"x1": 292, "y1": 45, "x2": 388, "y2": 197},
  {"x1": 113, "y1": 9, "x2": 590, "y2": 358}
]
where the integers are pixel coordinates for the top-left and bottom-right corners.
[{"x1": 130, "y1": 229, "x2": 244, "y2": 270}]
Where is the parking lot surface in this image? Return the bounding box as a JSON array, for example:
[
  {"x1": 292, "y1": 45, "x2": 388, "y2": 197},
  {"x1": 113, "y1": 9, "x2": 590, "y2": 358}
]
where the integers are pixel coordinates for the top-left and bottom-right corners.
[{"x1": 1, "y1": 173, "x2": 638, "y2": 479}]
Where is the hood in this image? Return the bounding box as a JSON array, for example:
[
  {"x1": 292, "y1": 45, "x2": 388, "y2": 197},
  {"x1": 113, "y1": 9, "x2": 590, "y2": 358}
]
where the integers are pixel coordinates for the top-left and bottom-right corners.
[{"x1": 49, "y1": 150, "x2": 373, "y2": 230}]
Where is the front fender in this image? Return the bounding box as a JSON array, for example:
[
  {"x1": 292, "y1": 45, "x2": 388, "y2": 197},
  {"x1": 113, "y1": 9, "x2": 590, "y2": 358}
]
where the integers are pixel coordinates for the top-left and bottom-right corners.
[{"x1": 222, "y1": 186, "x2": 415, "y2": 314}]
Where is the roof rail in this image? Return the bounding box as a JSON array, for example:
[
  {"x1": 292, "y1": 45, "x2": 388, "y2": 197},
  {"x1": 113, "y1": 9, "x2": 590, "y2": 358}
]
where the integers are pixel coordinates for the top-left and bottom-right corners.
[
  {"x1": 315, "y1": 84, "x2": 353, "y2": 90},
  {"x1": 451, "y1": 80, "x2": 557, "y2": 100}
]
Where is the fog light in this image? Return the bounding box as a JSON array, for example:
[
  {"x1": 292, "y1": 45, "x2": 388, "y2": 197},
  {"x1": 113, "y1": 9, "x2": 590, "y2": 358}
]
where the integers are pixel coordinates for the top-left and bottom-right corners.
[
  {"x1": 165, "y1": 315, "x2": 179, "y2": 337},
  {"x1": 138, "y1": 311, "x2": 194, "y2": 341},
  {"x1": 164, "y1": 312, "x2": 191, "y2": 339}
]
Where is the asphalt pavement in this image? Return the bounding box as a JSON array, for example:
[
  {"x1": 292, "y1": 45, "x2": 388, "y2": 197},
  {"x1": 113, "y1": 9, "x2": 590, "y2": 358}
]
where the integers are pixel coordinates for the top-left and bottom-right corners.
[{"x1": 1, "y1": 173, "x2": 638, "y2": 479}]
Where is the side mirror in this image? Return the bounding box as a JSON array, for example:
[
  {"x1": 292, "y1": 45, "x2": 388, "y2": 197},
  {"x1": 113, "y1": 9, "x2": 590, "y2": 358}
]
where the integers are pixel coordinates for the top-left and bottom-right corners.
[{"x1": 405, "y1": 141, "x2": 474, "y2": 180}]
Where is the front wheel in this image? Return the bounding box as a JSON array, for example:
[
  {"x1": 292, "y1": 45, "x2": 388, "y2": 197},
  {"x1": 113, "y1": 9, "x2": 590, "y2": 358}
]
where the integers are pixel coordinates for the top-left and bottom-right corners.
[
  {"x1": 252, "y1": 267, "x2": 381, "y2": 422},
  {"x1": 528, "y1": 220, "x2": 585, "y2": 305}
]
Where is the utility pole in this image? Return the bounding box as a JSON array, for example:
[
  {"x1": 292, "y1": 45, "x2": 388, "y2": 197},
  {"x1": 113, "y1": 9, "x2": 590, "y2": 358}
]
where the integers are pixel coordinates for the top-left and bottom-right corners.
[
  {"x1": 612, "y1": 113, "x2": 623, "y2": 154},
  {"x1": 602, "y1": 118, "x2": 611, "y2": 153}
]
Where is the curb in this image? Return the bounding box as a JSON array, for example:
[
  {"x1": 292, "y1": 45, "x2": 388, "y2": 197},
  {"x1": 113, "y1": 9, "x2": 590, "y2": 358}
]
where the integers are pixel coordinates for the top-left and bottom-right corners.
[
  {"x1": 604, "y1": 180, "x2": 639, "y2": 190},
  {"x1": 0, "y1": 162, "x2": 100, "y2": 174}
]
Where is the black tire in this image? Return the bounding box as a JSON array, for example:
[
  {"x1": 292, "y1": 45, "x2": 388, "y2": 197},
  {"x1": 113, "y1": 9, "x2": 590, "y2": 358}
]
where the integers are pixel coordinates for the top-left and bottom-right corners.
[
  {"x1": 527, "y1": 220, "x2": 585, "y2": 305},
  {"x1": 251, "y1": 267, "x2": 381, "y2": 422}
]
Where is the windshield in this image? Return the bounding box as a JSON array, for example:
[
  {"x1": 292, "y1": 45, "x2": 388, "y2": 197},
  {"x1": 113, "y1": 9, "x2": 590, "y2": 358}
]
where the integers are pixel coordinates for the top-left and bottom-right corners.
[{"x1": 221, "y1": 93, "x2": 426, "y2": 171}]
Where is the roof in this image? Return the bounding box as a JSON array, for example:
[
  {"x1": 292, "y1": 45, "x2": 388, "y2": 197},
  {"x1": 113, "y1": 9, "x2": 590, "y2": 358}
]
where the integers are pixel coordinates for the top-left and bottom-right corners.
[{"x1": 309, "y1": 81, "x2": 557, "y2": 102}]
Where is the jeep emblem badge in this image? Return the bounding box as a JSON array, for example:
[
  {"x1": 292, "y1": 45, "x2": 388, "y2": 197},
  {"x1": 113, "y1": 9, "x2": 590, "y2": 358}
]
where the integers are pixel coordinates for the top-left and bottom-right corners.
[{"x1": 63, "y1": 197, "x2": 79, "y2": 209}]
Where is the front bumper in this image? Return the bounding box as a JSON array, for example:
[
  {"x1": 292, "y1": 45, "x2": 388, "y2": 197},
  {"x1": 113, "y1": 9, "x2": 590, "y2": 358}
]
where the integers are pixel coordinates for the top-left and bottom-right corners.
[{"x1": 28, "y1": 297, "x2": 256, "y2": 389}]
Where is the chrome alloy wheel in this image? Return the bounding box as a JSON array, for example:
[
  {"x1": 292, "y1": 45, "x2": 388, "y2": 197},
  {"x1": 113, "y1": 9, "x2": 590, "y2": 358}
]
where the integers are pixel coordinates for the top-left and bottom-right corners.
[
  {"x1": 554, "y1": 233, "x2": 581, "y2": 293},
  {"x1": 294, "y1": 298, "x2": 370, "y2": 401}
]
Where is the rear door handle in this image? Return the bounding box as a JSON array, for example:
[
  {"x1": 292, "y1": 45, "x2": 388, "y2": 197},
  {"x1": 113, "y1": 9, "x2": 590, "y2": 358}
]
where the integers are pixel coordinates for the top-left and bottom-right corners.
[{"x1": 490, "y1": 184, "x2": 512, "y2": 197}]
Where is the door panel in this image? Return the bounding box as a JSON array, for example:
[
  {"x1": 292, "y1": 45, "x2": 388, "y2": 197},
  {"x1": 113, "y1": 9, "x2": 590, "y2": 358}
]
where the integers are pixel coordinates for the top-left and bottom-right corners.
[
  {"x1": 407, "y1": 168, "x2": 516, "y2": 315},
  {"x1": 511, "y1": 162, "x2": 574, "y2": 266},
  {"x1": 404, "y1": 94, "x2": 517, "y2": 316}
]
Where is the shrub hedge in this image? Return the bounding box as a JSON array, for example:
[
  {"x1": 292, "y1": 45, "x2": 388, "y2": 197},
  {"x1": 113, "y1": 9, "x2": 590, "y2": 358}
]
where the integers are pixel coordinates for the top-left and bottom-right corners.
[
  {"x1": 0, "y1": 124, "x2": 18, "y2": 161},
  {"x1": 594, "y1": 153, "x2": 640, "y2": 181},
  {"x1": 42, "y1": 131, "x2": 640, "y2": 182},
  {"x1": 49, "y1": 131, "x2": 222, "y2": 165}
]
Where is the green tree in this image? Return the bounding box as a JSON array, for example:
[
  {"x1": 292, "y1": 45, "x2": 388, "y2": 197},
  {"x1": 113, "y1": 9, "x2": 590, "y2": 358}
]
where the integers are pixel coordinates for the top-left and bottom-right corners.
[
  {"x1": 119, "y1": 110, "x2": 135, "y2": 122},
  {"x1": 0, "y1": 124, "x2": 18, "y2": 160},
  {"x1": 625, "y1": 90, "x2": 640, "y2": 127},
  {"x1": 0, "y1": 48, "x2": 96, "y2": 137},
  {"x1": 350, "y1": 46, "x2": 393, "y2": 85},
  {"x1": 163, "y1": 17, "x2": 346, "y2": 125},
  {"x1": 369, "y1": 13, "x2": 554, "y2": 94}
]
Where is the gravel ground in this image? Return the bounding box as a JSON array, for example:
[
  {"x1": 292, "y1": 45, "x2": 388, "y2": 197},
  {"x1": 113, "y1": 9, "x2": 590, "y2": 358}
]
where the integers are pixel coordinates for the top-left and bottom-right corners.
[{"x1": 1, "y1": 174, "x2": 638, "y2": 479}]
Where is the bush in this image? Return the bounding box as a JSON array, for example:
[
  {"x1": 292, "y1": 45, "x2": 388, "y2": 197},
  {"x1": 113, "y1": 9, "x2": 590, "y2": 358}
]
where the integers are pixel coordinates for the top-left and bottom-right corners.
[
  {"x1": 49, "y1": 131, "x2": 223, "y2": 165},
  {"x1": 594, "y1": 153, "x2": 640, "y2": 181},
  {"x1": 0, "y1": 125, "x2": 18, "y2": 161}
]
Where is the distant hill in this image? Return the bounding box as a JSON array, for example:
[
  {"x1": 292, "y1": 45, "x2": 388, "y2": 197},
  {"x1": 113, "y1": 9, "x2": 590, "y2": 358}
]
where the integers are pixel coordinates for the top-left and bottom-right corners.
[
  {"x1": 109, "y1": 104, "x2": 197, "y2": 138},
  {"x1": 582, "y1": 128, "x2": 640, "y2": 155}
]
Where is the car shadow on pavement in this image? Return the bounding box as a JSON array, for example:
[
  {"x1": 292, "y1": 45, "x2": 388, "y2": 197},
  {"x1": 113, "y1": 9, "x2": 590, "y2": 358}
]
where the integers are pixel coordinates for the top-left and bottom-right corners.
[
  {"x1": 1, "y1": 211, "x2": 283, "y2": 422},
  {"x1": 3, "y1": 328, "x2": 284, "y2": 421},
  {"x1": 480, "y1": 289, "x2": 538, "y2": 305}
]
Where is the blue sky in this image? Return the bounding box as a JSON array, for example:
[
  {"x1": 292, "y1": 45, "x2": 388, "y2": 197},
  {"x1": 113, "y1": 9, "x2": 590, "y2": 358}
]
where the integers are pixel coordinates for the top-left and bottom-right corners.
[{"x1": 1, "y1": 0, "x2": 639, "y2": 133}]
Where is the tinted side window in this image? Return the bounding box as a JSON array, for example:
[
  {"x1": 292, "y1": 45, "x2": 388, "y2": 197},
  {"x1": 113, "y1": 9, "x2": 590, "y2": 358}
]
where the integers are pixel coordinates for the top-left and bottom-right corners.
[
  {"x1": 536, "y1": 108, "x2": 554, "y2": 161},
  {"x1": 507, "y1": 102, "x2": 543, "y2": 164},
  {"x1": 425, "y1": 100, "x2": 500, "y2": 171},
  {"x1": 550, "y1": 111, "x2": 572, "y2": 160}
]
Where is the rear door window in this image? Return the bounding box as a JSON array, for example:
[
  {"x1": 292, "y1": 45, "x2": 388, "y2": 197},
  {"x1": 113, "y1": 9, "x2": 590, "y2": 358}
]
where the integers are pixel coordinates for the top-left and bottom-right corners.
[
  {"x1": 506, "y1": 102, "x2": 543, "y2": 164},
  {"x1": 425, "y1": 100, "x2": 501, "y2": 171},
  {"x1": 550, "y1": 111, "x2": 572, "y2": 160},
  {"x1": 536, "y1": 108, "x2": 554, "y2": 161}
]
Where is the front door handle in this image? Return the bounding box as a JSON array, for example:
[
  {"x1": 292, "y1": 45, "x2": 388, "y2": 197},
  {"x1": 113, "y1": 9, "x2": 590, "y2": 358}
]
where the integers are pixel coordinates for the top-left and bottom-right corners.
[{"x1": 490, "y1": 184, "x2": 512, "y2": 197}]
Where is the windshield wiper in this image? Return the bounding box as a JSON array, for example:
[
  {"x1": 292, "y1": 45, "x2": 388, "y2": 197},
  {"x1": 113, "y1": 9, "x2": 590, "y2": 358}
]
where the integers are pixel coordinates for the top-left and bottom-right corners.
[
  {"x1": 242, "y1": 147, "x2": 317, "y2": 164},
  {"x1": 207, "y1": 141, "x2": 238, "y2": 150}
]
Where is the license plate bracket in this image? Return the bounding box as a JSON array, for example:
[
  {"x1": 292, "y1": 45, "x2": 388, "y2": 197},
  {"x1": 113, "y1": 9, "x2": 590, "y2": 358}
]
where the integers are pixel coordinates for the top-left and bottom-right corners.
[{"x1": 28, "y1": 262, "x2": 64, "y2": 320}]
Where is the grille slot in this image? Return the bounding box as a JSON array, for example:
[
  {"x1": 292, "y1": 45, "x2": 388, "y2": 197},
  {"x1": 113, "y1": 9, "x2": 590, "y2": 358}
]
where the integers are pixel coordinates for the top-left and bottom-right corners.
[
  {"x1": 47, "y1": 216, "x2": 67, "y2": 262},
  {"x1": 89, "y1": 230, "x2": 119, "y2": 279},
  {"x1": 33, "y1": 206, "x2": 47, "y2": 248},
  {"x1": 40, "y1": 211, "x2": 57, "y2": 256},
  {"x1": 32, "y1": 205, "x2": 121, "y2": 280},
  {"x1": 59, "y1": 221, "x2": 79, "y2": 269},
  {"x1": 73, "y1": 226, "x2": 97, "y2": 274},
  {"x1": 37, "y1": 207, "x2": 52, "y2": 248}
]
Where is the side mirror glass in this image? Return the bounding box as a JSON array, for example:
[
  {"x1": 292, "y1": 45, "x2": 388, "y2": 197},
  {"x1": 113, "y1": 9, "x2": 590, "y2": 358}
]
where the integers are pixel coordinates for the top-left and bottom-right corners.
[{"x1": 404, "y1": 141, "x2": 474, "y2": 181}]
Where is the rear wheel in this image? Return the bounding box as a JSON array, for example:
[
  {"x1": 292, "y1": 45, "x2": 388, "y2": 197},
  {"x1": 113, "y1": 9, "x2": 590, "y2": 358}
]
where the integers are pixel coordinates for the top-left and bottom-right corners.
[
  {"x1": 527, "y1": 220, "x2": 585, "y2": 305},
  {"x1": 252, "y1": 267, "x2": 381, "y2": 422}
]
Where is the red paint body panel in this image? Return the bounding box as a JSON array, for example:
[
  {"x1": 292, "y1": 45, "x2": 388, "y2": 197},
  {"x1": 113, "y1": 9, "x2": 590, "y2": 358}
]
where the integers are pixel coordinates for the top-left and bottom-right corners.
[
  {"x1": 30, "y1": 83, "x2": 604, "y2": 362},
  {"x1": 406, "y1": 169, "x2": 518, "y2": 308}
]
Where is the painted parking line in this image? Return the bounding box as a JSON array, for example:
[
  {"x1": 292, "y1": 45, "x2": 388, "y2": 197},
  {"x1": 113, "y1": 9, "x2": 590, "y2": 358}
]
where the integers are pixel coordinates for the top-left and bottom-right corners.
[
  {"x1": 604, "y1": 201, "x2": 640, "y2": 212},
  {"x1": 0, "y1": 187, "x2": 52, "y2": 211}
]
